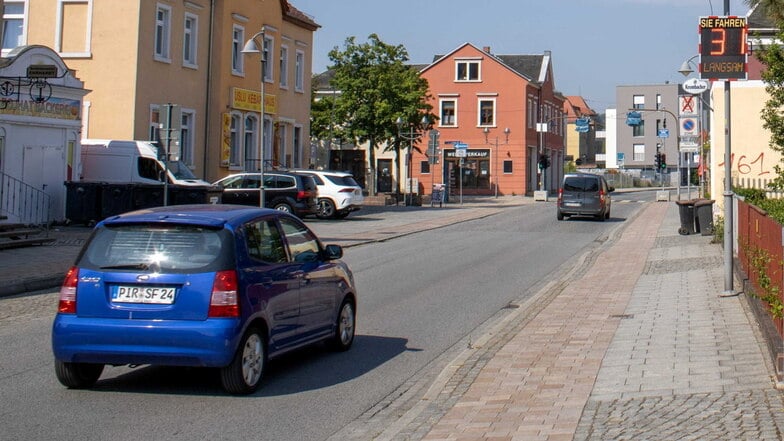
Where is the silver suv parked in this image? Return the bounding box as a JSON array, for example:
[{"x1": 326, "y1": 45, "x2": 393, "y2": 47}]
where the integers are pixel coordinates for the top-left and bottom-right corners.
[
  {"x1": 291, "y1": 170, "x2": 364, "y2": 219},
  {"x1": 556, "y1": 173, "x2": 614, "y2": 221}
]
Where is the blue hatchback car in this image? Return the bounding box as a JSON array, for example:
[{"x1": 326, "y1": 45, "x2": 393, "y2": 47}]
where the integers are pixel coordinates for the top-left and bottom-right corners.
[{"x1": 52, "y1": 204, "x2": 357, "y2": 394}]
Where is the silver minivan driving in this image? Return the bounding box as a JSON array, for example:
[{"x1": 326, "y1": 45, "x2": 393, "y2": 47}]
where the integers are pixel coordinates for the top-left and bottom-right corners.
[{"x1": 556, "y1": 173, "x2": 614, "y2": 221}]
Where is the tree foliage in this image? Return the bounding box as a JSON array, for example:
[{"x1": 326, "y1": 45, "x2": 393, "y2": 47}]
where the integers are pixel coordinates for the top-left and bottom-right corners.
[
  {"x1": 753, "y1": 0, "x2": 784, "y2": 188},
  {"x1": 311, "y1": 34, "x2": 434, "y2": 194}
]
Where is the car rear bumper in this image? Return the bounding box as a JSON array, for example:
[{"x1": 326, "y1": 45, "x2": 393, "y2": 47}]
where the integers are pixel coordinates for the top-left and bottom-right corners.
[{"x1": 51, "y1": 314, "x2": 242, "y2": 367}]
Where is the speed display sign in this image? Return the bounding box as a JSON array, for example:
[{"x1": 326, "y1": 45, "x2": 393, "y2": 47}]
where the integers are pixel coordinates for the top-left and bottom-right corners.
[{"x1": 699, "y1": 16, "x2": 748, "y2": 80}]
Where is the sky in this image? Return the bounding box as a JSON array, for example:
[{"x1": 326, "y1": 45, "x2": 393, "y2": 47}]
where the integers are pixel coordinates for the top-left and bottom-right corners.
[{"x1": 291, "y1": 0, "x2": 750, "y2": 112}]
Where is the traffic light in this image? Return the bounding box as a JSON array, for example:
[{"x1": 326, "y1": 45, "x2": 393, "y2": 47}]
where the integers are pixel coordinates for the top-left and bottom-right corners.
[
  {"x1": 660, "y1": 154, "x2": 667, "y2": 170},
  {"x1": 538, "y1": 154, "x2": 550, "y2": 170},
  {"x1": 654, "y1": 153, "x2": 662, "y2": 170}
]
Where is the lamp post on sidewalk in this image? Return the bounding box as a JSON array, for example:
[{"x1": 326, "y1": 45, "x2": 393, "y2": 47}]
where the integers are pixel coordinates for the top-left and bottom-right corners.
[
  {"x1": 242, "y1": 27, "x2": 266, "y2": 208},
  {"x1": 484, "y1": 127, "x2": 510, "y2": 198},
  {"x1": 396, "y1": 116, "x2": 429, "y2": 206}
]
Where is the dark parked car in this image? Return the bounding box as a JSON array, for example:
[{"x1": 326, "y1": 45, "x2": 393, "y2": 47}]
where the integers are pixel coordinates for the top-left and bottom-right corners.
[
  {"x1": 52, "y1": 204, "x2": 357, "y2": 394},
  {"x1": 556, "y1": 173, "x2": 614, "y2": 221},
  {"x1": 213, "y1": 172, "x2": 318, "y2": 218}
]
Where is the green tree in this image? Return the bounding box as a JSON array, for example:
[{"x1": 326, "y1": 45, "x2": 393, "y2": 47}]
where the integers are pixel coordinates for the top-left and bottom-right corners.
[
  {"x1": 316, "y1": 34, "x2": 434, "y2": 196},
  {"x1": 751, "y1": 0, "x2": 784, "y2": 188}
]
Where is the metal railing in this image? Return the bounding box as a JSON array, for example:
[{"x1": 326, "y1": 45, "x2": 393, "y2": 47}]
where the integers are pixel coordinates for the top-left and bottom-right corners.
[{"x1": 0, "y1": 171, "x2": 52, "y2": 225}]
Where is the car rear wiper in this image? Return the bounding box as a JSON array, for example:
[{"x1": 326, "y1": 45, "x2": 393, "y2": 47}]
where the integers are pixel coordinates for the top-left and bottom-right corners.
[{"x1": 100, "y1": 263, "x2": 151, "y2": 270}]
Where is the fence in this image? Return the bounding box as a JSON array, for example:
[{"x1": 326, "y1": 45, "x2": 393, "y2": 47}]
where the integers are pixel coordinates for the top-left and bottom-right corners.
[
  {"x1": 733, "y1": 177, "x2": 784, "y2": 199},
  {"x1": 0, "y1": 171, "x2": 52, "y2": 225}
]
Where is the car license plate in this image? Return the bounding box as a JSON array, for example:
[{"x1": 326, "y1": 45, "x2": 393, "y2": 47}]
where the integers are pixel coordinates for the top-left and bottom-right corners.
[
  {"x1": 564, "y1": 202, "x2": 581, "y2": 207},
  {"x1": 111, "y1": 285, "x2": 176, "y2": 304}
]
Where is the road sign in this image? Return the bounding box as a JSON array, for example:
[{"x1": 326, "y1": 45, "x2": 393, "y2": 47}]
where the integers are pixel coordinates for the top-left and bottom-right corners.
[
  {"x1": 657, "y1": 128, "x2": 670, "y2": 138},
  {"x1": 626, "y1": 111, "x2": 642, "y2": 126},
  {"x1": 454, "y1": 142, "x2": 468, "y2": 158},
  {"x1": 680, "y1": 117, "x2": 698, "y2": 137},
  {"x1": 699, "y1": 16, "x2": 748, "y2": 80}
]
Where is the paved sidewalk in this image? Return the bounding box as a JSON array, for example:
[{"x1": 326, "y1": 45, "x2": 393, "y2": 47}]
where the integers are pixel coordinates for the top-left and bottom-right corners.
[{"x1": 416, "y1": 201, "x2": 784, "y2": 440}]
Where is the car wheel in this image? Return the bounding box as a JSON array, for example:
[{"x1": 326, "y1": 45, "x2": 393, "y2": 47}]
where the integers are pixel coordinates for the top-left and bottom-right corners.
[
  {"x1": 273, "y1": 202, "x2": 293, "y2": 214},
  {"x1": 605, "y1": 210, "x2": 611, "y2": 220},
  {"x1": 328, "y1": 299, "x2": 355, "y2": 351},
  {"x1": 54, "y1": 360, "x2": 104, "y2": 389},
  {"x1": 557, "y1": 210, "x2": 564, "y2": 221},
  {"x1": 220, "y1": 328, "x2": 266, "y2": 395},
  {"x1": 317, "y1": 199, "x2": 337, "y2": 219},
  {"x1": 596, "y1": 213, "x2": 606, "y2": 222}
]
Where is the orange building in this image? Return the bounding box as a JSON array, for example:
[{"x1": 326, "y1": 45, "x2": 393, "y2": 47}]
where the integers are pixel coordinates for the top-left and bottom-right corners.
[{"x1": 413, "y1": 43, "x2": 565, "y2": 197}]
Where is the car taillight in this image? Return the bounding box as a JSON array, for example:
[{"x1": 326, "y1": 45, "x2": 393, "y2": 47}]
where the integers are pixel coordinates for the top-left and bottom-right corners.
[
  {"x1": 297, "y1": 190, "x2": 314, "y2": 199},
  {"x1": 557, "y1": 188, "x2": 563, "y2": 203},
  {"x1": 58, "y1": 266, "x2": 78, "y2": 314},
  {"x1": 209, "y1": 270, "x2": 239, "y2": 318},
  {"x1": 599, "y1": 189, "x2": 606, "y2": 203}
]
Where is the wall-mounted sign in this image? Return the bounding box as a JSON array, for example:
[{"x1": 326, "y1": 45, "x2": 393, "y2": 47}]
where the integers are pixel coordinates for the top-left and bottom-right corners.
[{"x1": 683, "y1": 77, "x2": 709, "y2": 94}]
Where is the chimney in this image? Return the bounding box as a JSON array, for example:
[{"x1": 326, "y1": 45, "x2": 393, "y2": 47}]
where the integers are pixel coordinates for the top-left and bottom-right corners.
[{"x1": 483, "y1": 46, "x2": 491, "y2": 54}]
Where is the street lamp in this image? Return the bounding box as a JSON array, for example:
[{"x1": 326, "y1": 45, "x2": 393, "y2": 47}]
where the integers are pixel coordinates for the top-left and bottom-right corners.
[
  {"x1": 242, "y1": 27, "x2": 266, "y2": 208},
  {"x1": 396, "y1": 115, "x2": 429, "y2": 206},
  {"x1": 484, "y1": 127, "x2": 510, "y2": 198}
]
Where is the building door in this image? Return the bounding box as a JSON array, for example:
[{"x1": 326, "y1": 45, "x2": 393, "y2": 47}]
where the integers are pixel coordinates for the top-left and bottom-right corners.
[
  {"x1": 377, "y1": 159, "x2": 392, "y2": 193},
  {"x1": 23, "y1": 143, "x2": 65, "y2": 221}
]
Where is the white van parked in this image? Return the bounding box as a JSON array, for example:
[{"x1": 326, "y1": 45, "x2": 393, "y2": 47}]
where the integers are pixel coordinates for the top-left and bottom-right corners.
[{"x1": 79, "y1": 139, "x2": 208, "y2": 186}]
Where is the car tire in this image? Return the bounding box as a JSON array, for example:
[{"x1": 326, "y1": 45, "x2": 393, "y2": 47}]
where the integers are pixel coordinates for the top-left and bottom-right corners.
[
  {"x1": 605, "y1": 210, "x2": 611, "y2": 220},
  {"x1": 317, "y1": 199, "x2": 337, "y2": 219},
  {"x1": 273, "y1": 202, "x2": 293, "y2": 214},
  {"x1": 220, "y1": 328, "x2": 266, "y2": 395},
  {"x1": 557, "y1": 210, "x2": 564, "y2": 221},
  {"x1": 54, "y1": 360, "x2": 104, "y2": 389},
  {"x1": 328, "y1": 299, "x2": 355, "y2": 352}
]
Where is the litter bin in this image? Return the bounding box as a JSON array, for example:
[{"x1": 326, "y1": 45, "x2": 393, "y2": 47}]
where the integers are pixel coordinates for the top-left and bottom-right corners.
[
  {"x1": 694, "y1": 199, "x2": 715, "y2": 236},
  {"x1": 675, "y1": 199, "x2": 697, "y2": 235}
]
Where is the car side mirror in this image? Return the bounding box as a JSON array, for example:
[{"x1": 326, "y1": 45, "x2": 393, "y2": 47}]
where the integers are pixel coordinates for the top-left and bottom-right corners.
[
  {"x1": 324, "y1": 244, "x2": 343, "y2": 260},
  {"x1": 608, "y1": 186, "x2": 615, "y2": 193}
]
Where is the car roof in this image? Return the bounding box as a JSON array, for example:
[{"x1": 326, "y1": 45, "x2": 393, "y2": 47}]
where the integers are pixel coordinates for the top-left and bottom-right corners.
[
  {"x1": 99, "y1": 204, "x2": 291, "y2": 229},
  {"x1": 289, "y1": 169, "x2": 352, "y2": 176}
]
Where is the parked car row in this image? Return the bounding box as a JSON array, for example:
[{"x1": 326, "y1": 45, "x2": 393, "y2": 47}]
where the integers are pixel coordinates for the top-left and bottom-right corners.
[{"x1": 212, "y1": 170, "x2": 364, "y2": 220}]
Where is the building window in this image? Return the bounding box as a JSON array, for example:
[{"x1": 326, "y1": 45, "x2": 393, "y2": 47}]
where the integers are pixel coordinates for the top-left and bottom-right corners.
[
  {"x1": 295, "y1": 50, "x2": 304, "y2": 92},
  {"x1": 230, "y1": 113, "x2": 241, "y2": 167},
  {"x1": 503, "y1": 160, "x2": 513, "y2": 173},
  {"x1": 633, "y1": 95, "x2": 644, "y2": 110},
  {"x1": 633, "y1": 144, "x2": 645, "y2": 162},
  {"x1": 244, "y1": 115, "x2": 258, "y2": 171},
  {"x1": 420, "y1": 160, "x2": 430, "y2": 174},
  {"x1": 2, "y1": 1, "x2": 25, "y2": 53},
  {"x1": 656, "y1": 94, "x2": 662, "y2": 110},
  {"x1": 278, "y1": 124, "x2": 288, "y2": 168},
  {"x1": 455, "y1": 60, "x2": 480, "y2": 81},
  {"x1": 279, "y1": 45, "x2": 288, "y2": 88},
  {"x1": 56, "y1": 0, "x2": 92, "y2": 56},
  {"x1": 232, "y1": 25, "x2": 244, "y2": 75},
  {"x1": 183, "y1": 13, "x2": 198, "y2": 67},
  {"x1": 478, "y1": 99, "x2": 495, "y2": 126},
  {"x1": 440, "y1": 99, "x2": 456, "y2": 126},
  {"x1": 632, "y1": 120, "x2": 645, "y2": 137},
  {"x1": 262, "y1": 35, "x2": 274, "y2": 82},
  {"x1": 180, "y1": 110, "x2": 195, "y2": 166},
  {"x1": 154, "y1": 4, "x2": 171, "y2": 62},
  {"x1": 293, "y1": 125, "x2": 302, "y2": 167}
]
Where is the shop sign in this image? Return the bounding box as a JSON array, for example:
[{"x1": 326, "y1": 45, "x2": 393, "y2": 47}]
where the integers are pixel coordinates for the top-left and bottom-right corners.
[{"x1": 0, "y1": 96, "x2": 80, "y2": 120}]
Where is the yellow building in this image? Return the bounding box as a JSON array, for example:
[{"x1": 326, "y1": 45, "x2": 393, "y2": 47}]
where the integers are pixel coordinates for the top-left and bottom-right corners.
[{"x1": 10, "y1": 0, "x2": 318, "y2": 182}]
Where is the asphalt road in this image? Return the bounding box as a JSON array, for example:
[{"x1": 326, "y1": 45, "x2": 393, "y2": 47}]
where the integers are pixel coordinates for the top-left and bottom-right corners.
[{"x1": 0, "y1": 197, "x2": 646, "y2": 441}]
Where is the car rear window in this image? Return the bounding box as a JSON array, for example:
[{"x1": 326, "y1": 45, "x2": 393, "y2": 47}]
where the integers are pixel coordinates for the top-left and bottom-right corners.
[
  {"x1": 324, "y1": 174, "x2": 360, "y2": 187},
  {"x1": 78, "y1": 224, "x2": 232, "y2": 272},
  {"x1": 564, "y1": 177, "x2": 599, "y2": 192}
]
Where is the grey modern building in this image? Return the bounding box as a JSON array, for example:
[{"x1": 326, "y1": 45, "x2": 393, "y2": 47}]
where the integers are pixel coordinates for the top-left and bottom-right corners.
[{"x1": 615, "y1": 83, "x2": 681, "y2": 176}]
